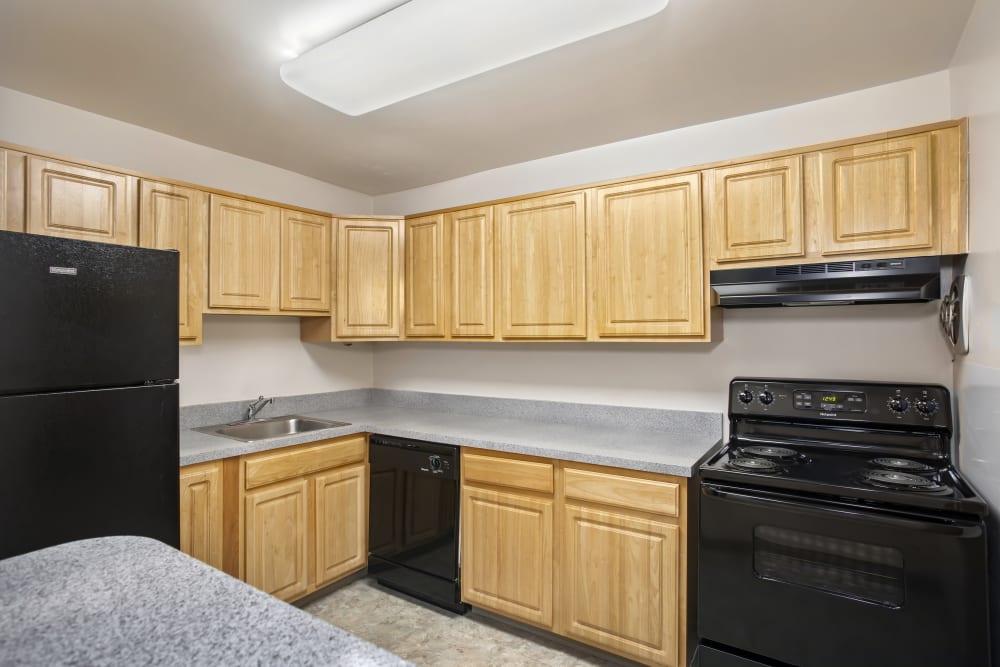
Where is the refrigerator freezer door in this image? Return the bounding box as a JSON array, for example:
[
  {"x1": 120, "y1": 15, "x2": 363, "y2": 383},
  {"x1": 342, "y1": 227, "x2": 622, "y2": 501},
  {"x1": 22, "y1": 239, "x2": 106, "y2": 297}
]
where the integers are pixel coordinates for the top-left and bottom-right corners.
[
  {"x1": 0, "y1": 384, "x2": 179, "y2": 559},
  {"x1": 0, "y1": 232, "x2": 178, "y2": 394}
]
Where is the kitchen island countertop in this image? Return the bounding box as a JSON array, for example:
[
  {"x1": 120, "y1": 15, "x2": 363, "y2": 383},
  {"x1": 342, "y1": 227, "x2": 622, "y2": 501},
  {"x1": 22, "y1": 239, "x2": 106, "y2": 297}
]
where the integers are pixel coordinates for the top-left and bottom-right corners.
[{"x1": 0, "y1": 536, "x2": 410, "y2": 666}]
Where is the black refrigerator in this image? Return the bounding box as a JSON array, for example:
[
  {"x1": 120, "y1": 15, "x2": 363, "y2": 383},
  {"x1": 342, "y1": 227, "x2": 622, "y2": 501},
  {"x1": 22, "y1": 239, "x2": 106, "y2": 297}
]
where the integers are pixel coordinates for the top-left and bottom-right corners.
[{"x1": 0, "y1": 231, "x2": 180, "y2": 560}]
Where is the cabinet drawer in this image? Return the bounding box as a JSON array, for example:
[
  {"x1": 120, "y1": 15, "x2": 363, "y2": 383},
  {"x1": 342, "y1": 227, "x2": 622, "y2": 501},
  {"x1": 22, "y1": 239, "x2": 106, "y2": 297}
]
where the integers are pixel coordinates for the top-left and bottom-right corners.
[
  {"x1": 562, "y1": 467, "x2": 679, "y2": 517},
  {"x1": 464, "y1": 452, "x2": 554, "y2": 494},
  {"x1": 244, "y1": 436, "x2": 366, "y2": 489}
]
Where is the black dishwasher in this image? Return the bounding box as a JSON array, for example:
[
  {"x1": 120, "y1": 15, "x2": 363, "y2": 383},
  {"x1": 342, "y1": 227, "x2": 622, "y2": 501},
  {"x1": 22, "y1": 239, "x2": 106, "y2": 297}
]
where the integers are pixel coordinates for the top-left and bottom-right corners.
[{"x1": 368, "y1": 435, "x2": 468, "y2": 613}]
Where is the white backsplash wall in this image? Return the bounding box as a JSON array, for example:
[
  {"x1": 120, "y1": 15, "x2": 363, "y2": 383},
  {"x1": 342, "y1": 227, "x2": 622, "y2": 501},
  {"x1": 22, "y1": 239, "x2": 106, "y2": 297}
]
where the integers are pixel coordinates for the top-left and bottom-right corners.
[
  {"x1": 178, "y1": 316, "x2": 373, "y2": 406},
  {"x1": 373, "y1": 303, "x2": 952, "y2": 417}
]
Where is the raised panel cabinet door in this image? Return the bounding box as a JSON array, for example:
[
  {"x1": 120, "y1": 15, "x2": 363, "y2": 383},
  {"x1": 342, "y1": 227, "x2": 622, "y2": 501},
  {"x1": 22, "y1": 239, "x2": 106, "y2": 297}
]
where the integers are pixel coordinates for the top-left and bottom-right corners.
[
  {"x1": 139, "y1": 180, "x2": 208, "y2": 344},
  {"x1": 314, "y1": 464, "x2": 367, "y2": 588},
  {"x1": 594, "y1": 174, "x2": 704, "y2": 338},
  {"x1": 818, "y1": 134, "x2": 933, "y2": 256},
  {"x1": 496, "y1": 192, "x2": 587, "y2": 339},
  {"x1": 445, "y1": 206, "x2": 494, "y2": 337},
  {"x1": 561, "y1": 504, "x2": 681, "y2": 666},
  {"x1": 280, "y1": 209, "x2": 331, "y2": 312},
  {"x1": 245, "y1": 478, "x2": 309, "y2": 602},
  {"x1": 404, "y1": 214, "x2": 446, "y2": 337},
  {"x1": 707, "y1": 156, "x2": 804, "y2": 264},
  {"x1": 26, "y1": 156, "x2": 137, "y2": 245},
  {"x1": 179, "y1": 461, "x2": 223, "y2": 570},
  {"x1": 336, "y1": 219, "x2": 401, "y2": 338},
  {"x1": 208, "y1": 194, "x2": 280, "y2": 310},
  {"x1": 461, "y1": 485, "x2": 554, "y2": 629}
]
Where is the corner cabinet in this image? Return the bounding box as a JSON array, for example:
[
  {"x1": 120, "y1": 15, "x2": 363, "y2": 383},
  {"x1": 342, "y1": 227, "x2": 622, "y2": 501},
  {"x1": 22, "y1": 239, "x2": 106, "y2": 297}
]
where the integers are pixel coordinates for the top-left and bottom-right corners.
[
  {"x1": 179, "y1": 461, "x2": 224, "y2": 570},
  {"x1": 592, "y1": 174, "x2": 706, "y2": 339},
  {"x1": 139, "y1": 180, "x2": 208, "y2": 344},
  {"x1": 496, "y1": 192, "x2": 587, "y2": 339}
]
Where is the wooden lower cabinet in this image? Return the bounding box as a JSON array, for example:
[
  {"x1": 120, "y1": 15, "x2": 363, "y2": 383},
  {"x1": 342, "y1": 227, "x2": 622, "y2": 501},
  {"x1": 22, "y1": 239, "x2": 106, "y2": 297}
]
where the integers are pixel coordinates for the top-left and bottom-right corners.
[
  {"x1": 179, "y1": 461, "x2": 224, "y2": 570},
  {"x1": 245, "y1": 477, "x2": 310, "y2": 602},
  {"x1": 460, "y1": 450, "x2": 687, "y2": 667},
  {"x1": 313, "y1": 463, "x2": 367, "y2": 588}
]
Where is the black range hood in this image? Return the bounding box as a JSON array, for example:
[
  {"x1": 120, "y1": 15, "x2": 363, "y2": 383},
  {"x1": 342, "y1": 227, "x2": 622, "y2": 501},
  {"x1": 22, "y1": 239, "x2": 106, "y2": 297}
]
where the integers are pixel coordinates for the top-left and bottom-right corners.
[{"x1": 711, "y1": 256, "x2": 941, "y2": 308}]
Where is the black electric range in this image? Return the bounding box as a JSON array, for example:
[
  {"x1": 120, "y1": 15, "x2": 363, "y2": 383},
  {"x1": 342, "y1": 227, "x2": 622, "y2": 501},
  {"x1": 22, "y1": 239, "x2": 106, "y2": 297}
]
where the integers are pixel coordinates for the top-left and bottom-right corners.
[{"x1": 694, "y1": 378, "x2": 990, "y2": 667}]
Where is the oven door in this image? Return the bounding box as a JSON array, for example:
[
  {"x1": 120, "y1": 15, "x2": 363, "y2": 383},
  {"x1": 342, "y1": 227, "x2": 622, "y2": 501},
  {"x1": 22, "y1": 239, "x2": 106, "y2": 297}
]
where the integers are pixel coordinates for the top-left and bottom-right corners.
[{"x1": 698, "y1": 481, "x2": 989, "y2": 667}]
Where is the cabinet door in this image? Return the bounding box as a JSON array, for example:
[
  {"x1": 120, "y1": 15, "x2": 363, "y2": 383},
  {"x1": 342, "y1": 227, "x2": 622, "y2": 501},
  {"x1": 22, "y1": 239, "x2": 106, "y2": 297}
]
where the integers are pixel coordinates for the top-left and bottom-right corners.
[
  {"x1": 26, "y1": 156, "x2": 137, "y2": 245},
  {"x1": 245, "y1": 478, "x2": 309, "y2": 601},
  {"x1": 314, "y1": 464, "x2": 368, "y2": 588},
  {"x1": 593, "y1": 174, "x2": 704, "y2": 337},
  {"x1": 336, "y1": 219, "x2": 401, "y2": 338},
  {"x1": 280, "y1": 209, "x2": 331, "y2": 312},
  {"x1": 707, "y1": 156, "x2": 803, "y2": 264},
  {"x1": 179, "y1": 461, "x2": 223, "y2": 570},
  {"x1": 208, "y1": 194, "x2": 280, "y2": 310},
  {"x1": 818, "y1": 134, "x2": 933, "y2": 256},
  {"x1": 561, "y1": 504, "x2": 681, "y2": 666},
  {"x1": 139, "y1": 181, "x2": 208, "y2": 344},
  {"x1": 446, "y1": 206, "x2": 494, "y2": 337},
  {"x1": 496, "y1": 192, "x2": 587, "y2": 338},
  {"x1": 404, "y1": 214, "x2": 446, "y2": 337},
  {"x1": 461, "y1": 485, "x2": 554, "y2": 628}
]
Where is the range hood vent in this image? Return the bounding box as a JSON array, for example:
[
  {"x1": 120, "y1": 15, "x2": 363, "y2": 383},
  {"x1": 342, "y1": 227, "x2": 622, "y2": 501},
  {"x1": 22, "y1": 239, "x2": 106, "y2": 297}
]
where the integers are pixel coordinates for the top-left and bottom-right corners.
[{"x1": 711, "y1": 256, "x2": 942, "y2": 308}]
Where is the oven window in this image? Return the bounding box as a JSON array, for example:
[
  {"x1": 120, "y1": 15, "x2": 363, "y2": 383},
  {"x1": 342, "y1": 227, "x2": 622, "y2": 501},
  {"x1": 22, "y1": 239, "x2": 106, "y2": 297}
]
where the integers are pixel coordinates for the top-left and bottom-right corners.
[{"x1": 753, "y1": 525, "x2": 904, "y2": 608}]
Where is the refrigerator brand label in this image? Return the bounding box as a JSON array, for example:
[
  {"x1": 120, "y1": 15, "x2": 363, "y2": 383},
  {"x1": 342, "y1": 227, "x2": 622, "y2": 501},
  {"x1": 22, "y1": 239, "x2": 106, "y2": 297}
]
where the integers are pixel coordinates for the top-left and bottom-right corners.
[{"x1": 48, "y1": 267, "x2": 78, "y2": 276}]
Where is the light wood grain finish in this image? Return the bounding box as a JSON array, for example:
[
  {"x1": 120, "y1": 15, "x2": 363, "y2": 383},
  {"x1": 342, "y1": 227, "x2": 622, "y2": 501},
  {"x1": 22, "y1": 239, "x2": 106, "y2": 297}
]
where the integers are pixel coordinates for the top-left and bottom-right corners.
[
  {"x1": 179, "y1": 461, "x2": 224, "y2": 570},
  {"x1": 244, "y1": 477, "x2": 309, "y2": 602},
  {"x1": 404, "y1": 214, "x2": 446, "y2": 337},
  {"x1": 593, "y1": 174, "x2": 704, "y2": 338},
  {"x1": 562, "y1": 467, "x2": 679, "y2": 517},
  {"x1": 336, "y1": 218, "x2": 401, "y2": 338},
  {"x1": 446, "y1": 206, "x2": 495, "y2": 337},
  {"x1": 313, "y1": 463, "x2": 367, "y2": 587},
  {"x1": 932, "y1": 125, "x2": 967, "y2": 255},
  {"x1": 208, "y1": 194, "x2": 280, "y2": 309},
  {"x1": 707, "y1": 156, "x2": 804, "y2": 264},
  {"x1": 2, "y1": 150, "x2": 25, "y2": 232},
  {"x1": 139, "y1": 180, "x2": 207, "y2": 344},
  {"x1": 496, "y1": 191, "x2": 587, "y2": 339},
  {"x1": 817, "y1": 134, "x2": 932, "y2": 256},
  {"x1": 280, "y1": 209, "x2": 331, "y2": 312},
  {"x1": 463, "y1": 451, "x2": 554, "y2": 493},
  {"x1": 244, "y1": 436, "x2": 366, "y2": 490},
  {"x1": 561, "y1": 504, "x2": 680, "y2": 666},
  {"x1": 26, "y1": 156, "x2": 137, "y2": 245},
  {"x1": 461, "y1": 485, "x2": 554, "y2": 628}
]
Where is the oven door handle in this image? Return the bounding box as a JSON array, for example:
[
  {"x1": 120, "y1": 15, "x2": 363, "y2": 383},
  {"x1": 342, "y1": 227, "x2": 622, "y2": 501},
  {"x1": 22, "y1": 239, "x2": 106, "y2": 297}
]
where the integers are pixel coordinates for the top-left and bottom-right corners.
[{"x1": 702, "y1": 482, "x2": 984, "y2": 537}]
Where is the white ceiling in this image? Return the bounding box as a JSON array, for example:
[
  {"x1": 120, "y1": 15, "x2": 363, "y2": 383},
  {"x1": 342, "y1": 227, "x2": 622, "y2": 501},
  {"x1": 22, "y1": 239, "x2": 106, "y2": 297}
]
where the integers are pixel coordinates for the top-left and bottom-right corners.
[{"x1": 0, "y1": 0, "x2": 975, "y2": 195}]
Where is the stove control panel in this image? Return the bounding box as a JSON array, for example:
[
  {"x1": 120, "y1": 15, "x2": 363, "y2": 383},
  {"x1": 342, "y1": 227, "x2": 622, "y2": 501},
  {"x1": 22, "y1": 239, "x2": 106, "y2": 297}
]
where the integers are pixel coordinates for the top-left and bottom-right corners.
[{"x1": 730, "y1": 379, "x2": 950, "y2": 429}]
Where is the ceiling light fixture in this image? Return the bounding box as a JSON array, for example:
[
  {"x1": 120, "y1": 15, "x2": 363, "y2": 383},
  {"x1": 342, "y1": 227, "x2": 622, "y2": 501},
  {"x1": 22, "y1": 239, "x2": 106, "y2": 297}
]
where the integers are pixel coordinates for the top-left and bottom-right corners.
[{"x1": 280, "y1": 0, "x2": 670, "y2": 116}]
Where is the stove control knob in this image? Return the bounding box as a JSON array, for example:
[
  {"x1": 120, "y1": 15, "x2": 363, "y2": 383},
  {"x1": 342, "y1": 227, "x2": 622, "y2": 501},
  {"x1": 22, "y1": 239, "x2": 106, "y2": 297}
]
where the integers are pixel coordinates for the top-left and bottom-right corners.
[
  {"x1": 737, "y1": 389, "x2": 754, "y2": 404},
  {"x1": 758, "y1": 390, "x2": 774, "y2": 406},
  {"x1": 915, "y1": 398, "x2": 939, "y2": 416},
  {"x1": 887, "y1": 397, "x2": 910, "y2": 414}
]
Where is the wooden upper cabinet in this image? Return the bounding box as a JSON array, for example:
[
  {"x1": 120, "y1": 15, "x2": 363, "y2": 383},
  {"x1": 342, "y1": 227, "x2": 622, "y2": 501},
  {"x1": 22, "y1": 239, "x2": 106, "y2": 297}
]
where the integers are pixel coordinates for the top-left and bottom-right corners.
[
  {"x1": 280, "y1": 209, "x2": 331, "y2": 313},
  {"x1": 593, "y1": 174, "x2": 704, "y2": 338},
  {"x1": 446, "y1": 206, "x2": 495, "y2": 338},
  {"x1": 208, "y1": 194, "x2": 280, "y2": 310},
  {"x1": 179, "y1": 461, "x2": 223, "y2": 570},
  {"x1": 26, "y1": 156, "x2": 137, "y2": 245},
  {"x1": 496, "y1": 192, "x2": 587, "y2": 339},
  {"x1": 706, "y1": 156, "x2": 804, "y2": 264},
  {"x1": 336, "y1": 218, "x2": 401, "y2": 338},
  {"x1": 817, "y1": 134, "x2": 933, "y2": 256},
  {"x1": 139, "y1": 181, "x2": 207, "y2": 344},
  {"x1": 404, "y1": 214, "x2": 446, "y2": 337}
]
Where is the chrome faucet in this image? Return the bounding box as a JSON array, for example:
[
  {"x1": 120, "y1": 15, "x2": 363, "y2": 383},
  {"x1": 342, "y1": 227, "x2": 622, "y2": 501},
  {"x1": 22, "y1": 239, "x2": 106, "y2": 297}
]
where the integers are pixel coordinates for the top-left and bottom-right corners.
[{"x1": 246, "y1": 395, "x2": 273, "y2": 421}]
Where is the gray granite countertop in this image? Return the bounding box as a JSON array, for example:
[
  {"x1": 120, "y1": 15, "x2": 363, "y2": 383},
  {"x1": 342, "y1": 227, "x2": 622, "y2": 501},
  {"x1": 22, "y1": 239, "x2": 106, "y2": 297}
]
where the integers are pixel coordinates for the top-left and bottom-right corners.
[
  {"x1": 180, "y1": 390, "x2": 722, "y2": 476},
  {"x1": 0, "y1": 536, "x2": 410, "y2": 666}
]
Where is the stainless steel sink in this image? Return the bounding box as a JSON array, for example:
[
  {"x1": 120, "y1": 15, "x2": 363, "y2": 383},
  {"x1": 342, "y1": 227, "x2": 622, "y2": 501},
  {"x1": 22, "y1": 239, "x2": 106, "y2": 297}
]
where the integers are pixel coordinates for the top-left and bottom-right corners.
[{"x1": 194, "y1": 415, "x2": 351, "y2": 442}]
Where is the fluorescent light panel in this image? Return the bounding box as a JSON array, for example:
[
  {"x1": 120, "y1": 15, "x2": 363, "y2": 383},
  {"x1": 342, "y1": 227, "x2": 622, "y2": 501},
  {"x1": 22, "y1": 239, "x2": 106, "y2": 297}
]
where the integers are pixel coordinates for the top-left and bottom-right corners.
[{"x1": 280, "y1": 0, "x2": 669, "y2": 116}]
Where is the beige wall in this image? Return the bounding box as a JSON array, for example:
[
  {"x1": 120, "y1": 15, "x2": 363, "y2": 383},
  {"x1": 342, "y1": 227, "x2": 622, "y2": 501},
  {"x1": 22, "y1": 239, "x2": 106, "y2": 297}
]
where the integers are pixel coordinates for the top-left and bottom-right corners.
[
  {"x1": 370, "y1": 73, "x2": 956, "y2": 415},
  {"x1": 0, "y1": 85, "x2": 377, "y2": 406}
]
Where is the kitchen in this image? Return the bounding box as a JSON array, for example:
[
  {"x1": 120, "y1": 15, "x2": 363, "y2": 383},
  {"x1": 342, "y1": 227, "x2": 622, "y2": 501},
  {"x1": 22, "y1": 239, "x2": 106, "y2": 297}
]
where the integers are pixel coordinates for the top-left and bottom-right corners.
[{"x1": 0, "y1": 0, "x2": 998, "y2": 666}]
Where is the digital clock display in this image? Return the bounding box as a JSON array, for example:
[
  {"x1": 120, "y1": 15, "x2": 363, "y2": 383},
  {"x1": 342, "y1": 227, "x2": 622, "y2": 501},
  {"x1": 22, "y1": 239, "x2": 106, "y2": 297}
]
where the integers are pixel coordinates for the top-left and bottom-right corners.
[{"x1": 821, "y1": 395, "x2": 839, "y2": 403}]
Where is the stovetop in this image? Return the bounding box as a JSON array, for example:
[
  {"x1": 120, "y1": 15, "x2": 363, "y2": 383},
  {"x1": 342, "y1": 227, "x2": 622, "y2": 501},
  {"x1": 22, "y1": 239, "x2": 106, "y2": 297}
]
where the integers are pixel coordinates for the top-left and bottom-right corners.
[{"x1": 700, "y1": 378, "x2": 989, "y2": 517}]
